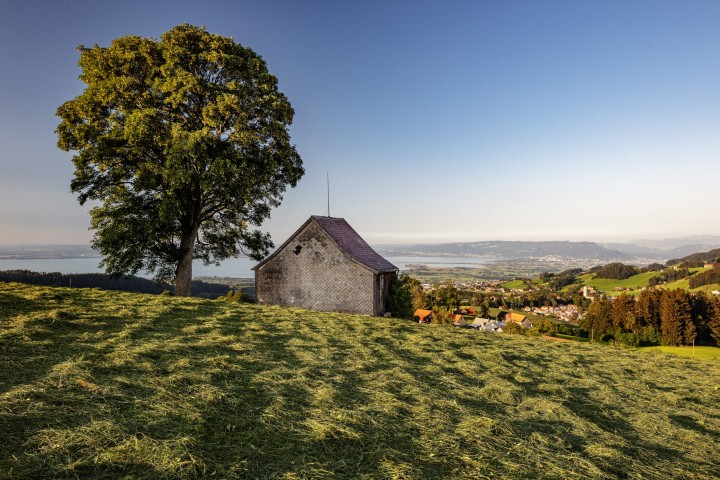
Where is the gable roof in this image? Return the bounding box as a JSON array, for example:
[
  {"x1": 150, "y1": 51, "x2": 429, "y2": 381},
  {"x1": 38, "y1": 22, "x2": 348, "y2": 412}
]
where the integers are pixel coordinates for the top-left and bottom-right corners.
[
  {"x1": 508, "y1": 312, "x2": 527, "y2": 323},
  {"x1": 414, "y1": 309, "x2": 433, "y2": 320},
  {"x1": 253, "y1": 215, "x2": 398, "y2": 274}
]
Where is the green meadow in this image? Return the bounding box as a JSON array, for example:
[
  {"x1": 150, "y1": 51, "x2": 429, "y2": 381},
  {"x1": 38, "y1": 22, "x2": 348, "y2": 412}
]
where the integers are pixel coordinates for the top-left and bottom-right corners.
[
  {"x1": 499, "y1": 279, "x2": 528, "y2": 290},
  {"x1": 2, "y1": 282, "x2": 720, "y2": 479},
  {"x1": 577, "y1": 272, "x2": 662, "y2": 295},
  {"x1": 639, "y1": 345, "x2": 720, "y2": 361},
  {"x1": 575, "y1": 267, "x2": 720, "y2": 297}
]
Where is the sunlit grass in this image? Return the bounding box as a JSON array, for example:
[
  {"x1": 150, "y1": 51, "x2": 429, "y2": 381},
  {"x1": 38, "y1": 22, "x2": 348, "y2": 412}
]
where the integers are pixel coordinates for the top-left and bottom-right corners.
[
  {"x1": 579, "y1": 272, "x2": 662, "y2": 295},
  {"x1": 500, "y1": 279, "x2": 527, "y2": 290},
  {"x1": 640, "y1": 345, "x2": 720, "y2": 361},
  {"x1": 1, "y1": 282, "x2": 720, "y2": 479}
]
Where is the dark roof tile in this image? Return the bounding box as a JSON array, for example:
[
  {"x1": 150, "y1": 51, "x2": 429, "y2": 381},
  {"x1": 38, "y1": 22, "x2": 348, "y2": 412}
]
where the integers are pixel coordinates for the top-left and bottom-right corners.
[{"x1": 311, "y1": 216, "x2": 398, "y2": 273}]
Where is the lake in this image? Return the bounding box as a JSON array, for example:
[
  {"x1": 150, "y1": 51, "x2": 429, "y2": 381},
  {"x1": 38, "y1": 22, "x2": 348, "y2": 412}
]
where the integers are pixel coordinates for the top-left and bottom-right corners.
[{"x1": 0, "y1": 255, "x2": 491, "y2": 279}]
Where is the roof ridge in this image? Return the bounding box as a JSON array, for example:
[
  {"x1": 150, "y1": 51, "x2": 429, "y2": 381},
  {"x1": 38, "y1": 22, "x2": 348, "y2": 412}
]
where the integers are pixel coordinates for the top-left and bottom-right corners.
[{"x1": 311, "y1": 216, "x2": 397, "y2": 273}]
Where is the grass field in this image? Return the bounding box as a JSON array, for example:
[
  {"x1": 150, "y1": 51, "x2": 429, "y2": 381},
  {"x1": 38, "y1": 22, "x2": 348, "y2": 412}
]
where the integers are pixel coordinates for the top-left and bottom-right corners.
[
  {"x1": 639, "y1": 345, "x2": 720, "y2": 361},
  {"x1": 499, "y1": 279, "x2": 528, "y2": 290},
  {"x1": 663, "y1": 278, "x2": 720, "y2": 294},
  {"x1": 691, "y1": 282, "x2": 720, "y2": 293},
  {"x1": 2, "y1": 282, "x2": 720, "y2": 479},
  {"x1": 577, "y1": 267, "x2": 720, "y2": 297},
  {"x1": 578, "y1": 272, "x2": 662, "y2": 295}
]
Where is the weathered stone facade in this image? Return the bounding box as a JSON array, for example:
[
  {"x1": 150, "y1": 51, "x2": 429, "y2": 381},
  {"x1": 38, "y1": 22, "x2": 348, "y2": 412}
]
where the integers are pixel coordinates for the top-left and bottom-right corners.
[{"x1": 254, "y1": 217, "x2": 397, "y2": 316}]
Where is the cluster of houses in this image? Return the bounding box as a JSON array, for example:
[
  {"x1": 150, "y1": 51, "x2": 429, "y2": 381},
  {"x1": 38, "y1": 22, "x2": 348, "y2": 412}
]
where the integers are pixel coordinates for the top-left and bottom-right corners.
[
  {"x1": 524, "y1": 304, "x2": 581, "y2": 323},
  {"x1": 421, "y1": 280, "x2": 521, "y2": 293},
  {"x1": 413, "y1": 308, "x2": 532, "y2": 333}
]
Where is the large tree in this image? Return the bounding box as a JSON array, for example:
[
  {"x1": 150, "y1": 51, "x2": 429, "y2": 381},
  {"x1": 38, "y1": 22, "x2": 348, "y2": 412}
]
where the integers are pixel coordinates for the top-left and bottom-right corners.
[
  {"x1": 611, "y1": 293, "x2": 637, "y2": 332},
  {"x1": 56, "y1": 25, "x2": 303, "y2": 295},
  {"x1": 582, "y1": 296, "x2": 612, "y2": 340},
  {"x1": 660, "y1": 289, "x2": 693, "y2": 345}
]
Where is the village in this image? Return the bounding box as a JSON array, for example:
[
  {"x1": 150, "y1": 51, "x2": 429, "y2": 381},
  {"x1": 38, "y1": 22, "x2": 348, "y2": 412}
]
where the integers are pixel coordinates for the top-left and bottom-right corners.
[
  {"x1": 411, "y1": 299, "x2": 582, "y2": 332},
  {"x1": 253, "y1": 215, "x2": 589, "y2": 340}
]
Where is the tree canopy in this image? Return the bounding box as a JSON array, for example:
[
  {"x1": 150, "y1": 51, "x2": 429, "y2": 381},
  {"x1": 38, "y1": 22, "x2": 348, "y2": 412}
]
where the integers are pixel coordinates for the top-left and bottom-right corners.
[
  {"x1": 56, "y1": 24, "x2": 304, "y2": 295},
  {"x1": 592, "y1": 263, "x2": 640, "y2": 280}
]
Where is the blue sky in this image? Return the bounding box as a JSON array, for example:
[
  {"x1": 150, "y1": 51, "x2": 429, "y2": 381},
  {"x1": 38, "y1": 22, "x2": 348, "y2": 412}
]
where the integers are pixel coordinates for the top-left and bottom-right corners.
[{"x1": 1, "y1": 0, "x2": 719, "y2": 245}]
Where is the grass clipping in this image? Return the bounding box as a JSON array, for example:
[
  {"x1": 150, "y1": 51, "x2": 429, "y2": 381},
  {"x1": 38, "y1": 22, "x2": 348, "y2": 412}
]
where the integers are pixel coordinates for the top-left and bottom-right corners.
[{"x1": 1, "y1": 282, "x2": 720, "y2": 479}]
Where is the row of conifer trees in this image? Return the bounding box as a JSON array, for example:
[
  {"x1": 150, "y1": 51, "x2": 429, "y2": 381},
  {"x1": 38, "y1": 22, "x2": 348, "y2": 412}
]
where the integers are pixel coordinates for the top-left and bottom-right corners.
[{"x1": 581, "y1": 289, "x2": 720, "y2": 346}]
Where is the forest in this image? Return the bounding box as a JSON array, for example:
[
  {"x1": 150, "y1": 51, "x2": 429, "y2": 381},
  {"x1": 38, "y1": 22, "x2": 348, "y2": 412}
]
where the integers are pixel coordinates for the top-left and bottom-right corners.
[
  {"x1": 688, "y1": 264, "x2": 720, "y2": 289},
  {"x1": 0, "y1": 270, "x2": 234, "y2": 298},
  {"x1": 582, "y1": 289, "x2": 720, "y2": 347}
]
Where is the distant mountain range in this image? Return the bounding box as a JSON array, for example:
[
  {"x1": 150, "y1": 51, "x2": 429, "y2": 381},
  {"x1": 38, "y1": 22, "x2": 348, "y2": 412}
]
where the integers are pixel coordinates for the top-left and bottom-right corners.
[
  {"x1": 6, "y1": 235, "x2": 720, "y2": 265},
  {"x1": 0, "y1": 244, "x2": 100, "y2": 260},
  {"x1": 630, "y1": 235, "x2": 720, "y2": 251},
  {"x1": 375, "y1": 241, "x2": 631, "y2": 261},
  {"x1": 375, "y1": 235, "x2": 720, "y2": 264},
  {"x1": 598, "y1": 236, "x2": 720, "y2": 261}
]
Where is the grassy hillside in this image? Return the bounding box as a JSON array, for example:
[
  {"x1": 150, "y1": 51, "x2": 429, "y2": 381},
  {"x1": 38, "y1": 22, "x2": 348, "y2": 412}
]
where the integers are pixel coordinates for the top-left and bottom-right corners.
[
  {"x1": 499, "y1": 279, "x2": 528, "y2": 290},
  {"x1": 639, "y1": 346, "x2": 720, "y2": 361},
  {"x1": 576, "y1": 267, "x2": 718, "y2": 296},
  {"x1": 2, "y1": 283, "x2": 720, "y2": 479},
  {"x1": 577, "y1": 272, "x2": 662, "y2": 295}
]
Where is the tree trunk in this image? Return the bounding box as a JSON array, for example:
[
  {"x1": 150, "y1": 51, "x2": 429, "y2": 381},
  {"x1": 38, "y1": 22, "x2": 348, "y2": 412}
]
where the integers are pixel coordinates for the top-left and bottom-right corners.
[{"x1": 175, "y1": 226, "x2": 198, "y2": 296}]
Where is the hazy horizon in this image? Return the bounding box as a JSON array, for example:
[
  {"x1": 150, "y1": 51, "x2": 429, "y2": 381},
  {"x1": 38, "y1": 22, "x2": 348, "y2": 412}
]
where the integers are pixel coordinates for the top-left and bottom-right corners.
[
  {"x1": 2, "y1": 1, "x2": 720, "y2": 246},
  {"x1": 3, "y1": 233, "x2": 720, "y2": 249}
]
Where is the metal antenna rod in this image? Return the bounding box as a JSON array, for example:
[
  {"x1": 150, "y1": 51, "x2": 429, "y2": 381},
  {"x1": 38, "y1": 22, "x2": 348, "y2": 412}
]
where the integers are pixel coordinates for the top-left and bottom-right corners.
[{"x1": 327, "y1": 172, "x2": 330, "y2": 217}]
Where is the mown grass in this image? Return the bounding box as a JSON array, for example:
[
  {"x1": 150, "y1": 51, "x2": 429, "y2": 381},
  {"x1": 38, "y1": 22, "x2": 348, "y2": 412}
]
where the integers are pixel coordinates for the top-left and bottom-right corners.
[{"x1": 2, "y1": 282, "x2": 720, "y2": 479}]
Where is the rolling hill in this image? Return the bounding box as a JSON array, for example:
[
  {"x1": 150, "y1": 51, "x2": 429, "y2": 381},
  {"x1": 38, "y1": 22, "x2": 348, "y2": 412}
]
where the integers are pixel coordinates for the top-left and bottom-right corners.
[{"x1": 2, "y1": 283, "x2": 719, "y2": 479}]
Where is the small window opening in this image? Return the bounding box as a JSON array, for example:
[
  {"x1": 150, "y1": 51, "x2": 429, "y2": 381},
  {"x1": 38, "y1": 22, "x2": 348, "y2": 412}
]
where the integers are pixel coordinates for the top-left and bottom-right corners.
[{"x1": 294, "y1": 245, "x2": 302, "y2": 255}]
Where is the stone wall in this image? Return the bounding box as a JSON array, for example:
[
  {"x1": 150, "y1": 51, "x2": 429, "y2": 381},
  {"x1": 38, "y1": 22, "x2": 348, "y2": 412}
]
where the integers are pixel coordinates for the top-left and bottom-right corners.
[{"x1": 255, "y1": 221, "x2": 378, "y2": 315}]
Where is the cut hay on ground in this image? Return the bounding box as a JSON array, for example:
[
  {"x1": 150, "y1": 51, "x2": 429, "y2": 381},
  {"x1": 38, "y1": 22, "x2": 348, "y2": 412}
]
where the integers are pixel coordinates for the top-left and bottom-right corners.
[{"x1": 1, "y1": 282, "x2": 719, "y2": 479}]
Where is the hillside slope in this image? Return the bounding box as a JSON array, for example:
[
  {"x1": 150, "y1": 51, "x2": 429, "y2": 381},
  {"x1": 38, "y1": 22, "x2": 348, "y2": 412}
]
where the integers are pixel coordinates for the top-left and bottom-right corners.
[{"x1": 1, "y1": 283, "x2": 720, "y2": 479}]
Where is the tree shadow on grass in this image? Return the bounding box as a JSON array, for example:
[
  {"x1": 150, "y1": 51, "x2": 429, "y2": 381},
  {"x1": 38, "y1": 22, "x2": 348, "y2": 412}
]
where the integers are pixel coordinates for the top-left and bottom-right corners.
[
  {"x1": 184, "y1": 320, "x2": 443, "y2": 478},
  {"x1": 668, "y1": 414, "x2": 719, "y2": 438},
  {"x1": 563, "y1": 385, "x2": 692, "y2": 475},
  {"x1": 6, "y1": 300, "x2": 718, "y2": 479},
  {"x1": 0, "y1": 291, "x2": 46, "y2": 318}
]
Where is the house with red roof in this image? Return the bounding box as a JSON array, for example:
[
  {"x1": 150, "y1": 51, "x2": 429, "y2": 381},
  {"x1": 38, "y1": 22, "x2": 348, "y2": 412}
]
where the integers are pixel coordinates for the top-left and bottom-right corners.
[{"x1": 253, "y1": 216, "x2": 398, "y2": 316}]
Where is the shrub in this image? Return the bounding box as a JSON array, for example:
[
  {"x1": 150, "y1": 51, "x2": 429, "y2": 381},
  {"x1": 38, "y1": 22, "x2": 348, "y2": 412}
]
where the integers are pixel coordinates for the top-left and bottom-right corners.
[
  {"x1": 218, "y1": 290, "x2": 245, "y2": 303},
  {"x1": 532, "y1": 318, "x2": 558, "y2": 336},
  {"x1": 613, "y1": 328, "x2": 640, "y2": 347},
  {"x1": 387, "y1": 275, "x2": 419, "y2": 319},
  {"x1": 599, "y1": 333, "x2": 614, "y2": 342},
  {"x1": 431, "y1": 309, "x2": 454, "y2": 325},
  {"x1": 557, "y1": 325, "x2": 580, "y2": 336},
  {"x1": 502, "y1": 322, "x2": 526, "y2": 336},
  {"x1": 638, "y1": 326, "x2": 661, "y2": 346}
]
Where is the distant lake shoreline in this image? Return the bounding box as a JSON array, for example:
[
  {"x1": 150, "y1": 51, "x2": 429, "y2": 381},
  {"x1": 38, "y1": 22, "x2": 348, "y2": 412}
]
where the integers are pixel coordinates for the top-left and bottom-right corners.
[{"x1": 0, "y1": 255, "x2": 492, "y2": 280}]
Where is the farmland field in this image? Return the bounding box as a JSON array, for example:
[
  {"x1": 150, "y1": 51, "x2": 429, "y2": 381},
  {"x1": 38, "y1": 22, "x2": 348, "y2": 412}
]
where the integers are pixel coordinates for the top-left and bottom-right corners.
[
  {"x1": 500, "y1": 279, "x2": 528, "y2": 290},
  {"x1": 639, "y1": 345, "x2": 720, "y2": 361},
  {"x1": 2, "y1": 282, "x2": 720, "y2": 479},
  {"x1": 577, "y1": 272, "x2": 662, "y2": 295}
]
